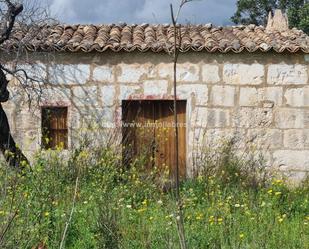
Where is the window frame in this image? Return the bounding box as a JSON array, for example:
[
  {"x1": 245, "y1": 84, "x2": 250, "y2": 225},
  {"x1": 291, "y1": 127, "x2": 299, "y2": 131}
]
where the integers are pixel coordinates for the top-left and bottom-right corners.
[{"x1": 41, "y1": 106, "x2": 69, "y2": 150}]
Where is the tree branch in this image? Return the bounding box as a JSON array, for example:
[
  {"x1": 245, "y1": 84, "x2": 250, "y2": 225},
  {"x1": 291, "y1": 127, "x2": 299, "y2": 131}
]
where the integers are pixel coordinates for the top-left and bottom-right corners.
[{"x1": 0, "y1": 1, "x2": 23, "y2": 44}]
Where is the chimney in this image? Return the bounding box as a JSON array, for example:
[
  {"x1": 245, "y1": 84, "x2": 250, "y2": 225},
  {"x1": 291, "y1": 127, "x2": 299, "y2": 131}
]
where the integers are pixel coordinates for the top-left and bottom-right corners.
[{"x1": 266, "y1": 9, "x2": 289, "y2": 32}]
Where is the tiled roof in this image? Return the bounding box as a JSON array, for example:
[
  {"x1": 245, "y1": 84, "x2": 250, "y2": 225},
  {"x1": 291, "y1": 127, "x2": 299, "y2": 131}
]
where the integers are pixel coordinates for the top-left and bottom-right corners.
[{"x1": 3, "y1": 23, "x2": 309, "y2": 53}]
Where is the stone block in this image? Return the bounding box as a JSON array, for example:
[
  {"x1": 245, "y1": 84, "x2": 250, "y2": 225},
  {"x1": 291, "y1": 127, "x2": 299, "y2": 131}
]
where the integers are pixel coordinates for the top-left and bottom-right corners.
[
  {"x1": 203, "y1": 129, "x2": 245, "y2": 148},
  {"x1": 41, "y1": 87, "x2": 71, "y2": 104},
  {"x1": 223, "y1": 63, "x2": 264, "y2": 85},
  {"x1": 100, "y1": 85, "x2": 115, "y2": 106},
  {"x1": 285, "y1": 87, "x2": 309, "y2": 107},
  {"x1": 93, "y1": 66, "x2": 114, "y2": 82},
  {"x1": 192, "y1": 107, "x2": 230, "y2": 128},
  {"x1": 239, "y1": 87, "x2": 258, "y2": 106},
  {"x1": 49, "y1": 64, "x2": 90, "y2": 85},
  {"x1": 283, "y1": 129, "x2": 309, "y2": 149},
  {"x1": 143, "y1": 80, "x2": 168, "y2": 95},
  {"x1": 72, "y1": 86, "x2": 98, "y2": 106},
  {"x1": 267, "y1": 64, "x2": 308, "y2": 85},
  {"x1": 246, "y1": 129, "x2": 282, "y2": 149},
  {"x1": 19, "y1": 129, "x2": 40, "y2": 152},
  {"x1": 173, "y1": 84, "x2": 208, "y2": 105},
  {"x1": 258, "y1": 87, "x2": 283, "y2": 106},
  {"x1": 233, "y1": 107, "x2": 273, "y2": 128},
  {"x1": 16, "y1": 111, "x2": 40, "y2": 130},
  {"x1": 239, "y1": 87, "x2": 283, "y2": 106},
  {"x1": 274, "y1": 108, "x2": 304, "y2": 128},
  {"x1": 202, "y1": 64, "x2": 220, "y2": 83},
  {"x1": 273, "y1": 150, "x2": 309, "y2": 172},
  {"x1": 119, "y1": 85, "x2": 141, "y2": 100},
  {"x1": 118, "y1": 64, "x2": 148, "y2": 83},
  {"x1": 158, "y1": 63, "x2": 199, "y2": 82},
  {"x1": 18, "y1": 63, "x2": 47, "y2": 81},
  {"x1": 211, "y1": 85, "x2": 235, "y2": 106}
]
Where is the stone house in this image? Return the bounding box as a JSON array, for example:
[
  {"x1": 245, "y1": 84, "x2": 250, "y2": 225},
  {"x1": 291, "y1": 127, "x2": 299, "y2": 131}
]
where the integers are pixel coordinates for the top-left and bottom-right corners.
[{"x1": 1, "y1": 11, "x2": 309, "y2": 180}]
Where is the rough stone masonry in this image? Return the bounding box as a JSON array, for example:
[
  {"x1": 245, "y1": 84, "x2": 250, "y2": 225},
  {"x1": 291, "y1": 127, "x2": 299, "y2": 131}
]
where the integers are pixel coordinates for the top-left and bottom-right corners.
[{"x1": 1, "y1": 51, "x2": 309, "y2": 182}]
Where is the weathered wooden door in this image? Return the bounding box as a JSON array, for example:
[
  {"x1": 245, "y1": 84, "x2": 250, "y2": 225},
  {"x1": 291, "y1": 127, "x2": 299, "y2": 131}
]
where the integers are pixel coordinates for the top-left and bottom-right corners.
[{"x1": 122, "y1": 100, "x2": 186, "y2": 178}]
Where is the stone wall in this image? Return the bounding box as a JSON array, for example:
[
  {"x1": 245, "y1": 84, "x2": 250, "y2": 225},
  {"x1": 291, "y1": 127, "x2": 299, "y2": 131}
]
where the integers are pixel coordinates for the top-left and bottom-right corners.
[{"x1": 1, "y1": 51, "x2": 309, "y2": 181}]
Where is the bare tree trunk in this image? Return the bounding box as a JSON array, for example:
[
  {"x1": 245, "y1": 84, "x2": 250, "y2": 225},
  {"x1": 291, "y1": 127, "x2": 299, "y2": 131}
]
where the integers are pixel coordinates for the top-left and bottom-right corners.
[
  {"x1": 0, "y1": 69, "x2": 28, "y2": 168},
  {"x1": 0, "y1": 1, "x2": 29, "y2": 169},
  {"x1": 0, "y1": 103, "x2": 29, "y2": 168}
]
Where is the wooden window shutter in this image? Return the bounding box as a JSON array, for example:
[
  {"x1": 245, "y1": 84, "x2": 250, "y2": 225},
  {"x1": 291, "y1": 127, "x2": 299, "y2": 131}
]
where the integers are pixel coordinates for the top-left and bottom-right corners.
[{"x1": 42, "y1": 107, "x2": 68, "y2": 149}]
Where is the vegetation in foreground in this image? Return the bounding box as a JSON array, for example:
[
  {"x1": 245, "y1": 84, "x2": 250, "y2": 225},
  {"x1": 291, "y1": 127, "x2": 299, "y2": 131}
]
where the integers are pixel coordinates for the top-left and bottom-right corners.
[{"x1": 0, "y1": 144, "x2": 308, "y2": 249}]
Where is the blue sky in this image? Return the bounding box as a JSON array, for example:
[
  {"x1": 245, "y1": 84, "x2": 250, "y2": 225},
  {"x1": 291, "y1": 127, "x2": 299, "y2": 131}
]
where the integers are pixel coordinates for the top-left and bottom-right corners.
[{"x1": 46, "y1": 0, "x2": 237, "y2": 25}]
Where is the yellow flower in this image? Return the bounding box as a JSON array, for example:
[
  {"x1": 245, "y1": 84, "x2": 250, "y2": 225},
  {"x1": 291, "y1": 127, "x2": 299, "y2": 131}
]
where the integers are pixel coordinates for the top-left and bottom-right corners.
[
  {"x1": 137, "y1": 208, "x2": 146, "y2": 213},
  {"x1": 149, "y1": 216, "x2": 154, "y2": 221},
  {"x1": 196, "y1": 215, "x2": 203, "y2": 220},
  {"x1": 267, "y1": 189, "x2": 273, "y2": 194},
  {"x1": 142, "y1": 199, "x2": 147, "y2": 206},
  {"x1": 275, "y1": 192, "x2": 282, "y2": 196},
  {"x1": 239, "y1": 233, "x2": 245, "y2": 239},
  {"x1": 44, "y1": 212, "x2": 50, "y2": 217},
  {"x1": 272, "y1": 179, "x2": 283, "y2": 185},
  {"x1": 278, "y1": 218, "x2": 284, "y2": 223}
]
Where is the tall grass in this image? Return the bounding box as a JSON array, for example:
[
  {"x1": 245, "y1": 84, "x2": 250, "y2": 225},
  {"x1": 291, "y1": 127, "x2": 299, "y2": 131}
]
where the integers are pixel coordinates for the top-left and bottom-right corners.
[{"x1": 0, "y1": 143, "x2": 308, "y2": 248}]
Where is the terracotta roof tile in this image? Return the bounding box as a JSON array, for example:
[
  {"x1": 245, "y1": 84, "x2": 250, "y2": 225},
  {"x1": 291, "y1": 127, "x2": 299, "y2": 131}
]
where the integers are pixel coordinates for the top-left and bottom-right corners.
[{"x1": 3, "y1": 24, "x2": 309, "y2": 53}]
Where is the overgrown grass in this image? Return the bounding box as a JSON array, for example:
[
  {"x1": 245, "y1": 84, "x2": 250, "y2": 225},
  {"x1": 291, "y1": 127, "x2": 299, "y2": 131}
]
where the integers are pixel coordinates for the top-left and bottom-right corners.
[{"x1": 0, "y1": 145, "x2": 308, "y2": 249}]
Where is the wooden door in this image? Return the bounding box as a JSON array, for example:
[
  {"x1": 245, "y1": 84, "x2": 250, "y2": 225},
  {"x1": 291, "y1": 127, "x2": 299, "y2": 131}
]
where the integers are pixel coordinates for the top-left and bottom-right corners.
[{"x1": 122, "y1": 100, "x2": 186, "y2": 178}]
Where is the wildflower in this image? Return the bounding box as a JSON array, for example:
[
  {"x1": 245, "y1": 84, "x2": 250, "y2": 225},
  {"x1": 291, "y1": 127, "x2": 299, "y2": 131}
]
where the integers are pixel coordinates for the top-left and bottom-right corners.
[
  {"x1": 217, "y1": 218, "x2": 223, "y2": 224},
  {"x1": 126, "y1": 205, "x2": 132, "y2": 209},
  {"x1": 208, "y1": 215, "x2": 215, "y2": 224},
  {"x1": 234, "y1": 204, "x2": 241, "y2": 208},
  {"x1": 272, "y1": 179, "x2": 283, "y2": 185},
  {"x1": 137, "y1": 208, "x2": 146, "y2": 213},
  {"x1": 275, "y1": 192, "x2": 282, "y2": 196},
  {"x1": 278, "y1": 214, "x2": 286, "y2": 223},
  {"x1": 196, "y1": 214, "x2": 203, "y2": 220},
  {"x1": 157, "y1": 200, "x2": 163, "y2": 205},
  {"x1": 149, "y1": 216, "x2": 154, "y2": 221},
  {"x1": 44, "y1": 212, "x2": 50, "y2": 217},
  {"x1": 267, "y1": 189, "x2": 273, "y2": 194},
  {"x1": 239, "y1": 233, "x2": 245, "y2": 239},
  {"x1": 142, "y1": 199, "x2": 147, "y2": 206},
  {"x1": 165, "y1": 214, "x2": 173, "y2": 219}
]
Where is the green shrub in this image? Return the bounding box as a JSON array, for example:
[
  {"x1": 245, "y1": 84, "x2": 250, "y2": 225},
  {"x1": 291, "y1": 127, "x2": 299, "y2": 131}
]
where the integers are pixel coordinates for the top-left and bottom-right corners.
[{"x1": 0, "y1": 142, "x2": 308, "y2": 248}]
